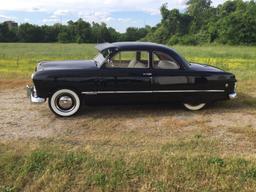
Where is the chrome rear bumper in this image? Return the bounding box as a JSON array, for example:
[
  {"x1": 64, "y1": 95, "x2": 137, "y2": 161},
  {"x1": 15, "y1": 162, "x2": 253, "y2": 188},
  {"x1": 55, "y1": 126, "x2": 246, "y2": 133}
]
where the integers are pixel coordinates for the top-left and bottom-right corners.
[
  {"x1": 26, "y1": 85, "x2": 46, "y2": 104},
  {"x1": 229, "y1": 92, "x2": 237, "y2": 100}
]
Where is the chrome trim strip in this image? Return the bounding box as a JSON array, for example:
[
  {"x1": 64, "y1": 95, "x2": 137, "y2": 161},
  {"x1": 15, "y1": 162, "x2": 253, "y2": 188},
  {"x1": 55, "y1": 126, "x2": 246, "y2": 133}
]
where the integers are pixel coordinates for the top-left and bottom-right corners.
[
  {"x1": 82, "y1": 90, "x2": 225, "y2": 95},
  {"x1": 151, "y1": 90, "x2": 225, "y2": 93}
]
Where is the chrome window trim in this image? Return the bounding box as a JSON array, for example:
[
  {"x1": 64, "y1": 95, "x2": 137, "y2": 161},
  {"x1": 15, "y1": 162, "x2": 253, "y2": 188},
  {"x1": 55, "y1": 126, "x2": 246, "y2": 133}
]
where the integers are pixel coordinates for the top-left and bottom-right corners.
[{"x1": 82, "y1": 90, "x2": 225, "y2": 95}]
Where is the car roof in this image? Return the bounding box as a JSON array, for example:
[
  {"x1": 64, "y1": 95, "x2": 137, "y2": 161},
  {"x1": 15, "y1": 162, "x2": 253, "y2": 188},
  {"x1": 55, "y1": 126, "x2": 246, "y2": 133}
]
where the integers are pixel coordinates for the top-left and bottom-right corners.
[{"x1": 96, "y1": 42, "x2": 172, "y2": 52}]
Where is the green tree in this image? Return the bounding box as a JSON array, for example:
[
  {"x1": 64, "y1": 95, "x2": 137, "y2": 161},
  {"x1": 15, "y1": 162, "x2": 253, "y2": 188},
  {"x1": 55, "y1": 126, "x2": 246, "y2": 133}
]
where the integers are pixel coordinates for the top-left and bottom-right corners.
[
  {"x1": 41, "y1": 25, "x2": 59, "y2": 42},
  {"x1": 186, "y1": 0, "x2": 213, "y2": 33},
  {"x1": 91, "y1": 22, "x2": 112, "y2": 43},
  {"x1": 145, "y1": 3, "x2": 192, "y2": 43},
  {"x1": 18, "y1": 23, "x2": 44, "y2": 42},
  {"x1": 72, "y1": 19, "x2": 92, "y2": 43},
  {"x1": 0, "y1": 23, "x2": 17, "y2": 42},
  {"x1": 217, "y1": 0, "x2": 256, "y2": 44},
  {"x1": 123, "y1": 27, "x2": 149, "y2": 41},
  {"x1": 57, "y1": 31, "x2": 71, "y2": 43},
  {"x1": 108, "y1": 27, "x2": 121, "y2": 42}
]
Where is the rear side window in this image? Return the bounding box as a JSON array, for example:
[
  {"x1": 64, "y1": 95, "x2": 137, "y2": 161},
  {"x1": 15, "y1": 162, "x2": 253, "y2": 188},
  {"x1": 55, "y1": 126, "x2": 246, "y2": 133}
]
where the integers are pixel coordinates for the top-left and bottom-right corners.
[{"x1": 153, "y1": 51, "x2": 180, "y2": 69}]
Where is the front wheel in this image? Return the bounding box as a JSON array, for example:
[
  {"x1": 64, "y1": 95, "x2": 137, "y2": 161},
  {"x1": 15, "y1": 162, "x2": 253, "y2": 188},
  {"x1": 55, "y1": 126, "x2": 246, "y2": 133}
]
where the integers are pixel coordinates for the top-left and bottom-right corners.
[
  {"x1": 49, "y1": 89, "x2": 81, "y2": 117},
  {"x1": 183, "y1": 103, "x2": 206, "y2": 111}
]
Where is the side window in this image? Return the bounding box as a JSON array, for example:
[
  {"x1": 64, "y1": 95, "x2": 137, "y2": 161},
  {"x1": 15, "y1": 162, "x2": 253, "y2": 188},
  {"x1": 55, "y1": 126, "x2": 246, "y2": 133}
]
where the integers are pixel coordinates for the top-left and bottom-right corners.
[
  {"x1": 105, "y1": 51, "x2": 149, "y2": 69},
  {"x1": 153, "y1": 51, "x2": 180, "y2": 69}
]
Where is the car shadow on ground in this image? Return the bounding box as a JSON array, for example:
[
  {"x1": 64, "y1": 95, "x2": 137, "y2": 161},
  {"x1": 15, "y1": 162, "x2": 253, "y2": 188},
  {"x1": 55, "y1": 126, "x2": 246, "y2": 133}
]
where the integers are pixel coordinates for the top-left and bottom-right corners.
[{"x1": 75, "y1": 93, "x2": 256, "y2": 119}]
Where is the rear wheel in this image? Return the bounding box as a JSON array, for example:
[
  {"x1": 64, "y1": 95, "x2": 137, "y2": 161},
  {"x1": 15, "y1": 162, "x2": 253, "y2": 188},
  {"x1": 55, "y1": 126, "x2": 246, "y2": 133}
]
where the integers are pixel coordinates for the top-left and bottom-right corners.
[
  {"x1": 49, "y1": 89, "x2": 81, "y2": 117},
  {"x1": 183, "y1": 103, "x2": 206, "y2": 111}
]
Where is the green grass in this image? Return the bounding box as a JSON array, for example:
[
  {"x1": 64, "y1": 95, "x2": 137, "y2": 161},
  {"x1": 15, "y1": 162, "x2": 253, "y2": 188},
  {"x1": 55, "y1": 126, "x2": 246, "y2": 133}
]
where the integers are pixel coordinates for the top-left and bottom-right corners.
[
  {"x1": 174, "y1": 45, "x2": 256, "y2": 60},
  {"x1": 1, "y1": 138, "x2": 256, "y2": 191},
  {"x1": 174, "y1": 45, "x2": 256, "y2": 81},
  {"x1": 0, "y1": 43, "x2": 96, "y2": 78}
]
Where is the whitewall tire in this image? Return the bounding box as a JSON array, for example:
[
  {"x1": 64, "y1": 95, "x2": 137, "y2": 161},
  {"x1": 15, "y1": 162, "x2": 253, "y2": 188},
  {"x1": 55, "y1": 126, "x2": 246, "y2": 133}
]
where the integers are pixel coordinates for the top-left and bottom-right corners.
[
  {"x1": 183, "y1": 103, "x2": 206, "y2": 111},
  {"x1": 49, "y1": 89, "x2": 81, "y2": 117}
]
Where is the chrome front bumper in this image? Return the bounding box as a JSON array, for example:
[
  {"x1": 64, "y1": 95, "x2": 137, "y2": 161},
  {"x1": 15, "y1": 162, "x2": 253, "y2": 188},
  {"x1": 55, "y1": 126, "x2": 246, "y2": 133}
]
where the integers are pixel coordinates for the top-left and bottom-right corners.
[
  {"x1": 229, "y1": 92, "x2": 237, "y2": 100},
  {"x1": 26, "y1": 85, "x2": 46, "y2": 104}
]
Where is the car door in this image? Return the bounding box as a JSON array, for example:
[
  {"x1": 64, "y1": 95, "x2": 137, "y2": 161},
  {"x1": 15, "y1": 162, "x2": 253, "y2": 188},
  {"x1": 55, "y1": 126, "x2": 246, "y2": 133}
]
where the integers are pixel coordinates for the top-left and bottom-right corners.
[
  {"x1": 99, "y1": 50, "x2": 152, "y2": 94},
  {"x1": 151, "y1": 51, "x2": 190, "y2": 101}
]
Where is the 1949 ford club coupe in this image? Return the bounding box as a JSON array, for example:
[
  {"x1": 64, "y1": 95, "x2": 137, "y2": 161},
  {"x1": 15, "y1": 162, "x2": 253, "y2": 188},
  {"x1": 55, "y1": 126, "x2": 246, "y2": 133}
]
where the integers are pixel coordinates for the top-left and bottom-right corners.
[{"x1": 27, "y1": 42, "x2": 237, "y2": 117}]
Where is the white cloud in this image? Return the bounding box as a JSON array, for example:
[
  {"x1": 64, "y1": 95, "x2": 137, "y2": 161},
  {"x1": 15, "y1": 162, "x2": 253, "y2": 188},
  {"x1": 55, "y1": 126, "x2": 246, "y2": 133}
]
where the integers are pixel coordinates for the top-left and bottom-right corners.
[
  {"x1": 79, "y1": 11, "x2": 112, "y2": 23},
  {"x1": 42, "y1": 9, "x2": 71, "y2": 24},
  {"x1": 24, "y1": 18, "x2": 30, "y2": 22},
  {"x1": 27, "y1": 7, "x2": 47, "y2": 12},
  {"x1": 0, "y1": 0, "x2": 226, "y2": 18},
  {"x1": 0, "y1": 14, "x2": 10, "y2": 20},
  {"x1": 52, "y1": 10, "x2": 70, "y2": 18},
  {"x1": 142, "y1": 8, "x2": 160, "y2": 16},
  {"x1": 0, "y1": 14, "x2": 16, "y2": 22},
  {"x1": 77, "y1": 11, "x2": 137, "y2": 30},
  {"x1": 42, "y1": 18, "x2": 59, "y2": 24},
  {"x1": 0, "y1": 0, "x2": 226, "y2": 30},
  {"x1": 0, "y1": 0, "x2": 192, "y2": 12}
]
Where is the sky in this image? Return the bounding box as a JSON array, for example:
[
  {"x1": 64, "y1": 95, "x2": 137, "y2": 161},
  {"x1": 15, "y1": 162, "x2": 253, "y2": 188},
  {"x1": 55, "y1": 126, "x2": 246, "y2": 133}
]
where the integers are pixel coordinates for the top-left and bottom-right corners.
[{"x1": 0, "y1": 0, "x2": 225, "y2": 32}]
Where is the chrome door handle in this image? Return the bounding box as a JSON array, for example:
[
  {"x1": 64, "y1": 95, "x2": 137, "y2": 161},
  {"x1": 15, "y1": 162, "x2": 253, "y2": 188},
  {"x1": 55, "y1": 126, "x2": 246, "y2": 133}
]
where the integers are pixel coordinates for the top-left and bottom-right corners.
[{"x1": 142, "y1": 73, "x2": 152, "y2": 76}]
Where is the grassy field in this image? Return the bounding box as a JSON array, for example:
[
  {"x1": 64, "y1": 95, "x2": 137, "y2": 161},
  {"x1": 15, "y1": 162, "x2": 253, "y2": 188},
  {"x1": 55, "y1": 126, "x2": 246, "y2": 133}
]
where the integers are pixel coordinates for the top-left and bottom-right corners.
[
  {"x1": 0, "y1": 43, "x2": 256, "y2": 80},
  {"x1": 0, "y1": 43, "x2": 256, "y2": 191}
]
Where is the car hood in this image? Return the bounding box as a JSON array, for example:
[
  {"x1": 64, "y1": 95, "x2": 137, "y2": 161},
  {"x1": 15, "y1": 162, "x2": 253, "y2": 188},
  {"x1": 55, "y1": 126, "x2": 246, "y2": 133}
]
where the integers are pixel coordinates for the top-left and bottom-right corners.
[
  {"x1": 189, "y1": 63, "x2": 224, "y2": 72},
  {"x1": 37, "y1": 60, "x2": 98, "y2": 71}
]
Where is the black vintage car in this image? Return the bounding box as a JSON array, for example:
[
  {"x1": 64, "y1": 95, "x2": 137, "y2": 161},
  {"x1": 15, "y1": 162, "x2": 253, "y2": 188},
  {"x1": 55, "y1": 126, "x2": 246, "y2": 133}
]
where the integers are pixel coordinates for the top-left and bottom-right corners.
[{"x1": 27, "y1": 42, "x2": 237, "y2": 117}]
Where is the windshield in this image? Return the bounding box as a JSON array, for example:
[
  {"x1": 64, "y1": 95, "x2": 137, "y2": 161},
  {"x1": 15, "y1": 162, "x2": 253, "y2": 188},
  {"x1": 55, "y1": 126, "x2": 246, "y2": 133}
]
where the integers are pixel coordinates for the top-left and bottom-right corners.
[
  {"x1": 93, "y1": 53, "x2": 106, "y2": 68},
  {"x1": 93, "y1": 49, "x2": 112, "y2": 68}
]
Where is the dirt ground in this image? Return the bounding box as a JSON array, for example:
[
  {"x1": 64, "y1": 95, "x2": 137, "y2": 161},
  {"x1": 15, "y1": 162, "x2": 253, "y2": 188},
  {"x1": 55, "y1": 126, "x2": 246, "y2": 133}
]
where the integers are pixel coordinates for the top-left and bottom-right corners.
[{"x1": 1, "y1": 81, "x2": 256, "y2": 155}]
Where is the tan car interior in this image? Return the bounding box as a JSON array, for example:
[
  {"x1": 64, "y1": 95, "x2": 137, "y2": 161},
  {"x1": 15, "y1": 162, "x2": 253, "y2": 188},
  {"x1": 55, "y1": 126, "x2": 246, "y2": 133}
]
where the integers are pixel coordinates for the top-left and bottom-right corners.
[
  {"x1": 106, "y1": 51, "x2": 179, "y2": 69},
  {"x1": 153, "y1": 52, "x2": 180, "y2": 69},
  {"x1": 106, "y1": 51, "x2": 148, "y2": 68}
]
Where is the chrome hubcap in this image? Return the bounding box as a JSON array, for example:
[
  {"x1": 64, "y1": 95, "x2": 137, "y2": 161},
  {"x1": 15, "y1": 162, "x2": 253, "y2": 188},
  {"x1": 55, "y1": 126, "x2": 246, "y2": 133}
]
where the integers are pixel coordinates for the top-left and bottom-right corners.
[{"x1": 58, "y1": 96, "x2": 73, "y2": 109}]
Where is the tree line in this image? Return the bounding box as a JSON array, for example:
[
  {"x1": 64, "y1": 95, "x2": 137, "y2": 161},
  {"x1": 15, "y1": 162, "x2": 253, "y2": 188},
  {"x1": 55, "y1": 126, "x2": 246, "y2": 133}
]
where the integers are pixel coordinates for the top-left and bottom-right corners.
[
  {"x1": 0, "y1": 19, "x2": 150, "y2": 43},
  {"x1": 0, "y1": 0, "x2": 256, "y2": 45},
  {"x1": 144, "y1": 0, "x2": 256, "y2": 45}
]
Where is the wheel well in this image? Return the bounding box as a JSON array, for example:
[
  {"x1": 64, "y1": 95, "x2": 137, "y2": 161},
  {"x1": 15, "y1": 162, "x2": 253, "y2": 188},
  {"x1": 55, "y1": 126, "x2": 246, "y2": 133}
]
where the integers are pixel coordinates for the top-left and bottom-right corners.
[{"x1": 48, "y1": 87, "x2": 81, "y2": 98}]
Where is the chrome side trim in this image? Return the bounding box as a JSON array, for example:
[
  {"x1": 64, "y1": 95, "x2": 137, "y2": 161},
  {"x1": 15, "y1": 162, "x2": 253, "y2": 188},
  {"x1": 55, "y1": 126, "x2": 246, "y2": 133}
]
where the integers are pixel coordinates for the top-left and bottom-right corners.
[
  {"x1": 229, "y1": 92, "x2": 237, "y2": 100},
  {"x1": 26, "y1": 85, "x2": 46, "y2": 104},
  {"x1": 82, "y1": 90, "x2": 225, "y2": 95}
]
